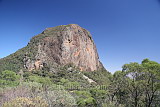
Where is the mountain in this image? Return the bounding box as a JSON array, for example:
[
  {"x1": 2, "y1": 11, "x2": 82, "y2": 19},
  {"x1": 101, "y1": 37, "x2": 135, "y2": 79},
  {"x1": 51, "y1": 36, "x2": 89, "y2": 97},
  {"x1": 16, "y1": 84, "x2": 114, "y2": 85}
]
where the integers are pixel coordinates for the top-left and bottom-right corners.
[{"x1": 0, "y1": 24, "x2": 103, "y2": 72}]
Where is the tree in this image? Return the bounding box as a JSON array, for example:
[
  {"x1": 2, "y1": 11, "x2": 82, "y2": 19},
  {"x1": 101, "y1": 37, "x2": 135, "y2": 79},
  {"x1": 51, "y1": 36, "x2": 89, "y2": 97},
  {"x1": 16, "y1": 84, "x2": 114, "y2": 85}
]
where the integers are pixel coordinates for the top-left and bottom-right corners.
[
  {"x1": 141, "y1": 59, "x2": 160, "y2": 107},
  {"x1": 118, "y1": 59, "x2": 160, "y2": 107},
  {"x1": 74, "y1": 91, "x2": 96, "y2": 107},
  {"x1": 109, "y1": 71, "x2": 129, "y2": 106},
  {"x1": 0, "y1": 70, "x2": 20, "y2": 81},
  {"x1": 122, "y1": 63, "x2": 144, "y2": 107},
  {"x1": 0, "y1": 70, "x2": 20, "y2": 87}
]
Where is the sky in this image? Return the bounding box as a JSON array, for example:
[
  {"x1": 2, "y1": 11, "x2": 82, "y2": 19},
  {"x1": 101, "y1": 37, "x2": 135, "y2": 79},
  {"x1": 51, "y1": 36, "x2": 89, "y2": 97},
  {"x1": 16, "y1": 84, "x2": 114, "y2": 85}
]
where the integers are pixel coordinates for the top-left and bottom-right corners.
[{"x1": 0, "y1": 0, "x2": 160, "y2": 73}]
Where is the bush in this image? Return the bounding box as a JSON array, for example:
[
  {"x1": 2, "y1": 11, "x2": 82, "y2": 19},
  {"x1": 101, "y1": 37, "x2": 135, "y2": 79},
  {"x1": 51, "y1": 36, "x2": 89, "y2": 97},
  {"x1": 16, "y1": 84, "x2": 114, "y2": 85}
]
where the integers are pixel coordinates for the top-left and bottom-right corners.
[
  {"x1": 28, "y1": 75, "x2": 52, "y2": 85},
  {"x1": 38, "y1": 90, "x2": 77, "y2": 107},
  {"x1": 90, "y1": 89, "x2": 107, "y2": 99},
  {"x1": 0, "y1": 82, "x2": 77, "y2": 107},
  {"x1": 0, "y1": 70, "x2": 20, "y2": 81},
  {"x1": 0, "y1": 70, "x2": 20, "y2": 87},
  {"x1": 74, "y1": 91, "x2": 96, "y2": 107},
  {"x1": 2, "y1": 96, "x2": 48, "y2": 107}
]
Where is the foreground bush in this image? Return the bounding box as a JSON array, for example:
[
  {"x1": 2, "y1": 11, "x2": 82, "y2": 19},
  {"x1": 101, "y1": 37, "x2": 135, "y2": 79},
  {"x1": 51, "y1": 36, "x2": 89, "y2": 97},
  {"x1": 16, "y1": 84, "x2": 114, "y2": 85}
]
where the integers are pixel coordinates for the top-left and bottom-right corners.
[
  {"x1": 0, "y1": 82, "x2": 77, "y2": 107},
  {"x1": 39, "y1": 90, "x2": 77, "y2": 107},
  {"x1": 2, "y1": 96, "x2": 48, "y2": 107}
]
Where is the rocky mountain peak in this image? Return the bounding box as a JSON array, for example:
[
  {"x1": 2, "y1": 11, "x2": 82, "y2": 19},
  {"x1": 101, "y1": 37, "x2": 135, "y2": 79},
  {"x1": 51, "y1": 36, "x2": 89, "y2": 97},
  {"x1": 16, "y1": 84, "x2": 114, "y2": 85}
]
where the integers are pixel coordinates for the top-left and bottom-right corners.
[{"x1": 0, "y1": 24, "x2": 103, "y2": 72}]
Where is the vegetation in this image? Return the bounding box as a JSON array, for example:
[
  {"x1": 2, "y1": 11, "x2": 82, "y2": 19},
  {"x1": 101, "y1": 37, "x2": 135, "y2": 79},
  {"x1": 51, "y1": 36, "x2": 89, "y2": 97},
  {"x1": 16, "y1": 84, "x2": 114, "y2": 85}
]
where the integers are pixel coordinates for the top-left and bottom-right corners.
[
  {"x1": 108, "y1": 59, "x2": 160, "y2": 107},
  {"x1": 3, "y1": 97, "x2": 48, "y2": 107},
  {"x1": 0, "y1": 59, "x2": 160, "y2": 107}
]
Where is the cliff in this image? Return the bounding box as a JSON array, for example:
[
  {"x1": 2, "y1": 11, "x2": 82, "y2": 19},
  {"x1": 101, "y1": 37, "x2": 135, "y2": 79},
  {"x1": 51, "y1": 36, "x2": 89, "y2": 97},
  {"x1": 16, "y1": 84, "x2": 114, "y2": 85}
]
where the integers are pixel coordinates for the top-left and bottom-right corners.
[{"x1": 0, "y1": 24, "x2": 103, "y2": 72}]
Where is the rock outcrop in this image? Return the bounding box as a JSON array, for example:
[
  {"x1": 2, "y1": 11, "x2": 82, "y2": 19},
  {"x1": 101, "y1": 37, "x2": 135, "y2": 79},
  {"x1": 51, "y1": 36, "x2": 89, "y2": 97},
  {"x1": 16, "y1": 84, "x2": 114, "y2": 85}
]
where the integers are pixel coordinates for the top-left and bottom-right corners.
[{"x1": 0, "y1": 24, "x2": 103, "y2": 72}]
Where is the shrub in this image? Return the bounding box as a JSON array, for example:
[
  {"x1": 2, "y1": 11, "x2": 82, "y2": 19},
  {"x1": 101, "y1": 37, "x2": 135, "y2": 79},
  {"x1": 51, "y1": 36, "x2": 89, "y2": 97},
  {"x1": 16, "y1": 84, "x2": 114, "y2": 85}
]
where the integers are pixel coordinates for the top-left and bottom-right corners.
[
  {"x1": 74, "y1": 91, "x2": 96, "y2": 107},
  {"x1": 2, "y1": 96, "x2": 48, "y2": 107},
  {"x1": 28, "y1": 75, "x2": 52, "y2": 85},
  {"x1": 0, "y1": 70, "x2": 20, "y2": 81},
  {"x1": 39, "y1": 90, "x2": 76, "y2": 107},
  {"x1": 0, "y1": 70, "x2": 20, "y2": 87}
]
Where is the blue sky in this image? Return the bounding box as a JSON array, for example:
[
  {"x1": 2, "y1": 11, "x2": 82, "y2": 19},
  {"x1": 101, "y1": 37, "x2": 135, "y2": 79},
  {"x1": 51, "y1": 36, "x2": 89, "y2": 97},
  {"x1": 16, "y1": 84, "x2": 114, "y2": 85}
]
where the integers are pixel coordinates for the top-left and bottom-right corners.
[{"x1": 0, "y1": 0, "x2": 160, "y2": 73}]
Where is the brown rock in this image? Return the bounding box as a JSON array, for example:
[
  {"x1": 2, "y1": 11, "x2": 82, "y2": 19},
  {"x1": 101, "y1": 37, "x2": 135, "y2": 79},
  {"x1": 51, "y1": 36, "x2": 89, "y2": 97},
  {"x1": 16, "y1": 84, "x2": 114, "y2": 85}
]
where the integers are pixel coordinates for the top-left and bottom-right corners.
[{"x1": 24, "y1": 24, "x2": 103, "y2": 71}]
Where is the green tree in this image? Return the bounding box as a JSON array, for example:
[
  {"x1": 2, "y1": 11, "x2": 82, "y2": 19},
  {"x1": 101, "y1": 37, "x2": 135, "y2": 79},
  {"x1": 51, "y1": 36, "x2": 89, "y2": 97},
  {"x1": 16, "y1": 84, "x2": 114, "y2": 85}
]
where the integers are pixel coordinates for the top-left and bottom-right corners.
[
  {"x1": 74, "y1": 91, "x2": 96, "y2": 107},
  {"x1": 122, "y1": 63, "x2": 144, "y2": 107},
  {"x1": 0, "y1": 70, "x2": 20, "y2": 81},
  {"x1": 0, "y1": 70, "x2": 20, "y2": 87},
  {"x1": 141, "y1": 59, "x2": 160, "y2": 107},
  {"x1": 109, "y1": 71, "x2": 129, "y2": 106}
]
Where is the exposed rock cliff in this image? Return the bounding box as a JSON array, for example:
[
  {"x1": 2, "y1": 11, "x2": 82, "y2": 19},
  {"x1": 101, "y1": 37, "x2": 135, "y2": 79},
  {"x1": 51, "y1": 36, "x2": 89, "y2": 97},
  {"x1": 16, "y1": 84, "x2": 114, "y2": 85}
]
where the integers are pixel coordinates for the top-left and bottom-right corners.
[{"x1": 0, "y1": 24, "x2": 103, "y2": 72}]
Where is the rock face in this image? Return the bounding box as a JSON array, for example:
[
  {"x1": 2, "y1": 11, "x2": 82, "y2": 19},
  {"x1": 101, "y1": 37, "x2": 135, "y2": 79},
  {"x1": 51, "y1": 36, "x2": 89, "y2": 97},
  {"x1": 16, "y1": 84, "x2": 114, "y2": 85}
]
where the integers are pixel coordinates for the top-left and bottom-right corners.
[{"x1": 0, "y1": 24, "x2": 103, "y2": 72}]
